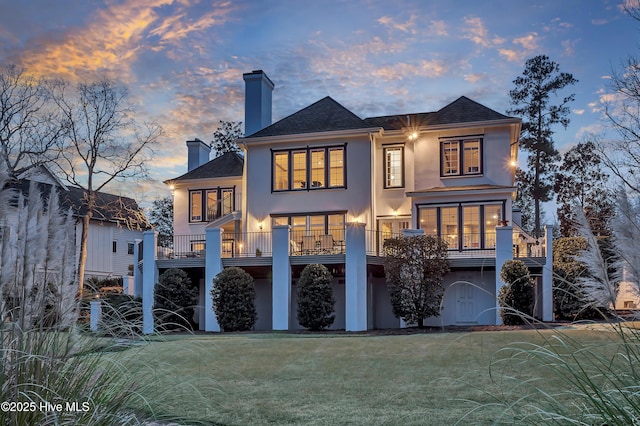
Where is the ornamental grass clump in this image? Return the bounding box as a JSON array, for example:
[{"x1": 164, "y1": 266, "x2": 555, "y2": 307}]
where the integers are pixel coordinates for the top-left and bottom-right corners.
[
  {"x1": 297, "y1": 264, "x2": 335, "y2": 331},
  {"x1": 211, "y1": 266, "x2": 257, "y2": 331},
  {"x1": 474, "y1": 193, "x2": 640, "y2": 425},
  {"x1": 0, "y1": 173, "x2": 206, "y2": 424}
]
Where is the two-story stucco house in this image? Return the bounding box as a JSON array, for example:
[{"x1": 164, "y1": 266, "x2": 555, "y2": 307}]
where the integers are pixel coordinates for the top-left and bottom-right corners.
[{"x1": 139, "y1": 70, "x2": 553, "y2": 333}]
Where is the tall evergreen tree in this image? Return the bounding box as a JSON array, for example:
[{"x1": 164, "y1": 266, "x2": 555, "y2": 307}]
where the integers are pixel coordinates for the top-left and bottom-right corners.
[
  {"x1": 555, "y1": 140, "x2": 614, "y2": 237},
  {"x1": 508, "y1": 55, "x2": 577, "y2": 237}
]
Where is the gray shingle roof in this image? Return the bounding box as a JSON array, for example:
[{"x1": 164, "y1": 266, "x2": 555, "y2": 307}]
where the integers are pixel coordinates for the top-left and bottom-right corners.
[
  {"x1": 12, "y1": 179, "x2": 150, "y2": 228},
  {"x1": 245, "y1": 95, "x2": 515, "y2": 138},
  {"x1": 246, "y1": 96, "x2": 371, "y2": 138},
  {"x1": 170, "y1": 152, "x2": 244, "y2": 182},
  {"x1": 429, "y1": 96, "x2": 511, "y2": 125},
  {"x1": 364, "y1": 96, "x2": 512, "y2": 130}
]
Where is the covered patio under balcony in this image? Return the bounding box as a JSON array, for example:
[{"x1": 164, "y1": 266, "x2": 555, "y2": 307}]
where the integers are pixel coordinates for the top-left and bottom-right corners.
[{"x1": 139, "y1": 223, "x2": 553, "y2": 334}]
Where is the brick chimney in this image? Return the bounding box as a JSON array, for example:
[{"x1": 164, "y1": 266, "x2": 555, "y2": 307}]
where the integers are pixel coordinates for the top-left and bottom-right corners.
[
  {"x1": 186, "y1": 138, "x2": 211, "y2": 172},
  {"x1": 243, "y1": 70, "x2": 274, "y2": 136}
]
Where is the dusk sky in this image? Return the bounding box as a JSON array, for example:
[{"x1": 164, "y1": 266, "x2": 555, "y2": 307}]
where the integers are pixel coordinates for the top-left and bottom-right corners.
[{"x1": 0, "y1": 0, "x2": 637, "y2": 204}]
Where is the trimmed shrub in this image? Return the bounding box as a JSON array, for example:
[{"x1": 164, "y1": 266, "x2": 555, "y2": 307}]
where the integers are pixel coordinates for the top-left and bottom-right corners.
[
  {"x1": 154, "y1": 268, "x2": 198, "y2": 329},
  {"x1": 383, "y1": 235, "x2": 449, "y2": 327},
  {"x1": 297, "y1": 264, "x2": 335, "y2": 331},
  {"x1": 211, "y1": 267, "x2": 257, "y2": 332},
  {"x1": 498, "y1": 260, "x2": 535, "y2": 325}
]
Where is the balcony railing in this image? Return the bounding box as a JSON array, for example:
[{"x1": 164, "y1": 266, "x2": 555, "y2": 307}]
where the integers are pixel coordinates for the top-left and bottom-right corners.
[
  {"x1": 157, "y1": 234, "x2": 206, "y2": 259},
  {"x1": 225, "y1": 231, "x2": 272, "y2": 258},
  {"x1": 155, "y1": 226, "x2": 546, "y2": 260},
  {"x1": 290, "y1": 228, "x2": 345, "y2": 256},
  {"x1": 513, "y1": 227, "x2": 546, "y2": 258}
]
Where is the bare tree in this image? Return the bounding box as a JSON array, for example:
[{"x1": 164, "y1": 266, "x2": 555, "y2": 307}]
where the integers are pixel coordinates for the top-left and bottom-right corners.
[
  {"x1": 0, "y1": 64, "x2": 64, "y2": 177},
  {"x1": 599, "y1": 2, "x2": 640, "y2": 194},
  {"x1": 52, "y1": 79, "x2": 162, "y2": 295}
]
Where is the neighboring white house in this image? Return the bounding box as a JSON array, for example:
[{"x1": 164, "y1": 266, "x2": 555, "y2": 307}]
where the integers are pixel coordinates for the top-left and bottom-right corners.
[
  {"x1": 141, "y1": 70, "x2": 553, "y2": 333},
  {"x1": 11, "y1": 165, "x2": 149, "y2": 283}
]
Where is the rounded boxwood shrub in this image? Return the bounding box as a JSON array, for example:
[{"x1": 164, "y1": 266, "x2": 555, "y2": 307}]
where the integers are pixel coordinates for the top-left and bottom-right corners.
[
  {"x1": 211, "y1": 267, "x2": 257, "y2": 332},
  {"x1": 297, "y1": 264, "x2": 335, "y2": 331},
  {"x1": 154, "y1": 268, "x2": 198, "y2": 329},
  {"x1": 498, "y1": 260, "x2": 534, "y2": 325}
]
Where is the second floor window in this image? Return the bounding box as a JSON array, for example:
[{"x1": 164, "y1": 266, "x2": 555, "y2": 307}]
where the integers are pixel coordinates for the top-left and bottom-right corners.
[
  {"x1": 441, "y1": 138, "x2": 482, "y2": 177},
  {"x1": 384, "y1": 145, "x2": 404, "y2": 188},
  {"x1": 190, "y1": 187, "x2": 234, "y2": 222},
  {"x1": 272, "y1": 145, "x2": 346, "y2": 191}
]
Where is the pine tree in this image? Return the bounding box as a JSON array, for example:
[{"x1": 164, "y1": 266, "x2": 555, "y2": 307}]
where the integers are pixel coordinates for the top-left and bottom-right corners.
[{"x1": 509, "y1": 55, "x2": 577, "y2": 237}]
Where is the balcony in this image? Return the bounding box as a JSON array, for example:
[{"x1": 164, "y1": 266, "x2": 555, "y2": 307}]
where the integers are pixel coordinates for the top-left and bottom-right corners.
[{"x1": 155, "y1": 226, "x2": 545, "y2": 264}]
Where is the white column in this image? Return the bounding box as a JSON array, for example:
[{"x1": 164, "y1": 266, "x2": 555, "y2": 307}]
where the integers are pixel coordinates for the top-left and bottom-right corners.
[
  {"x1": 205, "y1": 228, "x2": 223, "y2": 332},
  {"x1": 542, "y1": 225, "x2": 554, "y2": 321},
  {"x1": 142, "y1": 230, "x2": 158, "y2": 334},
  {"x1": 346, "y1": 222, "x2": 367, "y2": 331},
  {"x1": 272, "y1": 225, "x2": 291, "y2": 330},
  {"x1": 132, "y1": 238, "x2": 142, "y2": 297},
  {"x1": 495, "y1": 225, "x2": 514, "y2": 325},
  {"x1": 90, "y1": 300, "x2": 102, "y2": 332}
]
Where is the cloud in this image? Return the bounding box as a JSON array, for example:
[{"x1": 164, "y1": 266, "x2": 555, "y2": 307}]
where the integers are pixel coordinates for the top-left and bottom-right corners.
[
  {"x1": 13, "y1": 0, "x2": 235, "y2": 83},
  {"x1": 573, "y1": 109, "x2": 585, "y2": 115},
  {"x1": 498, "y1": 48, "x2": 520, "y2": 63},
  {"x1": 464, "y1": 73, "x2": 485, "y2": 83},
  {"x1": 461, "y1": 16, "x2": 504, "y2": 47},
  {"x1": 498, "y1": 33, "x2": 540, "y2": 63},
  {"x1": 148, "y1": 1, "x2": 236, "y2": 46},
  {"x1": 562, "y1": 39, "x2": 579, "y2": 56},
  {"x1": 429, "y1": 20, "x2": 448, "y2": 37},
  {"x1": 371, "y1": 60, "x2": 446, "y2": 81},
  {"x1": 377, "y1": 15, "x2": 418, "y2": 34},
  {"x1": 462, "y1": 17, "x2": 491, "y2": 47},
  {"x1": 513, "y1": 33, "x2": 539, "y2": 51},
  {"x1": 544, "y1": 17, "x2": 573, "y2": 32}
]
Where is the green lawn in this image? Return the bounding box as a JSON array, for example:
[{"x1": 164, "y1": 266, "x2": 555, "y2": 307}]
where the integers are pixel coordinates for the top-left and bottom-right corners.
[{"x1": 116, "y1": 328, "x2": 622, "y2": 425}]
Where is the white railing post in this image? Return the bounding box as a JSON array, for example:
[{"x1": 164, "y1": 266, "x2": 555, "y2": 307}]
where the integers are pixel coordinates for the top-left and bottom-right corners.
[
  {"x1": 495, "y1": 225, "x2": 514, "y2": 325},
  {"x1": 542, "y1": 225, "x2": 553, "y2": 321},
  {"x1": 132, "y1": 238, "x2": 142, "y2": 297},
  {"x1": 142, "y1": 230, "x2": 158, "y2": 334},
  {"x1": 272, "y1": 225, "x2": 291, "y2": 330},
  {"x1": 346, "y1": 222, "x2": 367, "y2": 331},
  {"x1": 205, "y1": 228, "x2": 223, "y2": 332},
  {"x1": 90, "y1": 300, "x2": 102, "y2": 332}
]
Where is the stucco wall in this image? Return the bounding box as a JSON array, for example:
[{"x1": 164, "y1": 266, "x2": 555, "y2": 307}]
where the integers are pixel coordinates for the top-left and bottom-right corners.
[{"x1": 244, "y1": 135, "x2": 373, "y2": 233}]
